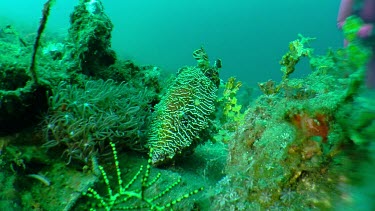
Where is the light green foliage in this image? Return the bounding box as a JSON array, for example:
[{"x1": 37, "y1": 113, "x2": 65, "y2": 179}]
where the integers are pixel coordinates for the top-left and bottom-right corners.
[
  {"x1": 309, "y1": 50, "x2": 336, "y2": 73},
  {"x1": 218, "y1": 77, "x2": 244, "y2": 122},
  {"x1": 43, "y1": 79, "x2": 151, "y2": 163},
  {"x1": 340, "y1": 16, "x2": 372, "y2": 98},
  {"x1": 215, "y1": 77, "x2": 245, "y2": 143},
  {"x1": 280, "y1": 34, "x2": 315, "y2": 80},
  {"x1": 83, "y1": 142, "x2": 203, "y2": 211},
  {"x1": 340, "y1": 91, "x2": 375, "y2": 145},
  {"x1": 342, "y1": 15, "x2": 363, "y2": 42},
  {"x1": 342, "y1": 15, "x2": 371, "y2": 70},
  {"x1": 259, "y1": 35, "x2": 316, "y2": 95}
]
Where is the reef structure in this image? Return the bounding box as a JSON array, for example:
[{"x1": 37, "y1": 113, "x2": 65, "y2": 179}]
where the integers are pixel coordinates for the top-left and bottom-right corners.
[
  {"x1": 148, "y1": 47, "x2": 220, "y2": 166},
  {"x1": 68, "y1": 0, "x2": 116, "y2": 76}
]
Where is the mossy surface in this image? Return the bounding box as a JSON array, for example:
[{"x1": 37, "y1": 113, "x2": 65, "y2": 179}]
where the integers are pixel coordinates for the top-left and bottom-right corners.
[{"x1": 210, "y1": 35, "x2": 375, "y2": 210}]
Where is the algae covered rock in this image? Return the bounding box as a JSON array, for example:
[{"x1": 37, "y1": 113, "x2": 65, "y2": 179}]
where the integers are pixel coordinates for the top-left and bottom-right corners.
[
  {"x1": 211, "y1": 35, "x2": 374, "y2": 210},
  {"x1": 68, "y1": 0, "x2": 116, "y2": 76},
  {"x1": 0, "y1": 30, "x2": 49, "y2": 134}
]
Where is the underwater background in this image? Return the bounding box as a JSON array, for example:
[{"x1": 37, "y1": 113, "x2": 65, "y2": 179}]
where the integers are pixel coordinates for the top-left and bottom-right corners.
[
  {"x1": 0, "y1": 0, "x2": 342, "y2": 85},
  {"x1": 0, "y1": 0, "x2": 374, "y2": 210}
]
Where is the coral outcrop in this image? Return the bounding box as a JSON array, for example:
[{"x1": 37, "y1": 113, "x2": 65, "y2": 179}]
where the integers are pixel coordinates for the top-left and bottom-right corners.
[
  {"x1": 68, "y1": 0, "x2": 116, "y2": 76},
  {"x1": 211, "y1": 34, "x2": 374, "y2": 210}
]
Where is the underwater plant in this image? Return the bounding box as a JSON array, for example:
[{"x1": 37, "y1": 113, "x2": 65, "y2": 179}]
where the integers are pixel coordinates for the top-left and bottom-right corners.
[
  {"x1": 214, "y1": 77, "x2": 245, "y2": 144},
  {"x1": 280, "y1": 34, "x2": 315, "y2": 81}
]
